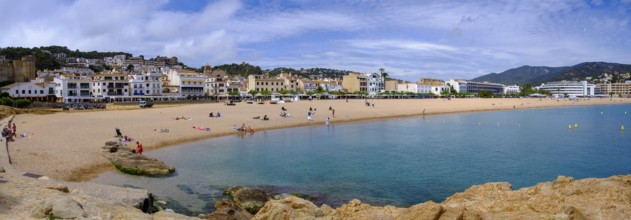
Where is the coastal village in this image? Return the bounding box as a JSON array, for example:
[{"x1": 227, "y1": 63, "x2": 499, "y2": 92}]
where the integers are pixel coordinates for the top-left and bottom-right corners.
[
  {"x1": 1, "y1": 53, "x2": 631, "y2": 105},
  {"x1": 2, "y1": 0, "x2": 631, "y2": 219},
  {"x1": 0, "y1": 51, "x2": 631, "y2": 219}
]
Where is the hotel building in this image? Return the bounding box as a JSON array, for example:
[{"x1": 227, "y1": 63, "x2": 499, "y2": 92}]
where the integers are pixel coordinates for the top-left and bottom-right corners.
[{"x1": 537, "y1": 81, "x2": 596, "y2": 96}]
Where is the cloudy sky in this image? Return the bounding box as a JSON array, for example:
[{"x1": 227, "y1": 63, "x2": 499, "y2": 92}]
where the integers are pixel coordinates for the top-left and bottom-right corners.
[{"x1": 1, "y1": 0, "x2": 630, "y2": 80}]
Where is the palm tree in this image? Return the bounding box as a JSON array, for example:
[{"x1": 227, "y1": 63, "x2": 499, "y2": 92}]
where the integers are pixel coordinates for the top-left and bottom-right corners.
[{"x1": 379, "y1": 68, "x2": 388, "y2": 92}]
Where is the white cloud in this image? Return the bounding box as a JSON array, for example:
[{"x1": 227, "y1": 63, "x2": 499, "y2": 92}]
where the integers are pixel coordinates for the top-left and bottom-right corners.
[{"x1": 0, "y1": 0, "x2": 630, "y2": 81}]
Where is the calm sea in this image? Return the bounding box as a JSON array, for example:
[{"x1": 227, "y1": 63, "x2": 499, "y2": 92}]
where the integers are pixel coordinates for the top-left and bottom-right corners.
[{"x1": 90, "y1": 104, "x2": 631, "y2": 215}]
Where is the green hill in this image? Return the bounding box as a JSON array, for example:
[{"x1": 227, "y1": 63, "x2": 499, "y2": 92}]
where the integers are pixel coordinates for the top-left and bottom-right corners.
[{"x1": 472, "y1": 62, "x2": 631, "y2": 85}]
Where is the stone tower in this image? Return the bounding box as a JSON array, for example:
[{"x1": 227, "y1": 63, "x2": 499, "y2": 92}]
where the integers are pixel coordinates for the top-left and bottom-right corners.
[
  {"x1": 203, "y1": 64, "x2": 212, "y2": 75},
  {"x1": 11, "y1": 55, "x2": 37, "y2": 82}
]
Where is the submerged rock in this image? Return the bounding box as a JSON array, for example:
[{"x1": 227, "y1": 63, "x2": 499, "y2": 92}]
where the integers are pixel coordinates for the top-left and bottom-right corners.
[{"x1": 101, "y1": 140, "x2": 175, "y2": 177}]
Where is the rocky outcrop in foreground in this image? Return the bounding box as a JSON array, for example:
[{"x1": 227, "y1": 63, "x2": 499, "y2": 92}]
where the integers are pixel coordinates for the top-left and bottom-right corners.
[
  {"x1": 101, "y1": 140, "x2": 175, "y2": 176},
  {"x1": 243, "y1": 175, "x2": 631, "y2": 220}
]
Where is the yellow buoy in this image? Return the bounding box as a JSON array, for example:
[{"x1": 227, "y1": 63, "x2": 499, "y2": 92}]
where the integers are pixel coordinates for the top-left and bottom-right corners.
[
  {"x1": 622, "y1": 125, "x2": 625, "y2": 130},
  {"x1": 574, "y1": 123, "x2": 578, "y2": 128},
  {"x1": 568, "y1": 124, "x2": 572, "y2": 129}
]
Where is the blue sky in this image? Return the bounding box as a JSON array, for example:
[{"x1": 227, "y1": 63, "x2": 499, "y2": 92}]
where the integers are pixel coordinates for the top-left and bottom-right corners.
[{"x1": 1, "y1": 0, "x2": 630, "y2": 81}]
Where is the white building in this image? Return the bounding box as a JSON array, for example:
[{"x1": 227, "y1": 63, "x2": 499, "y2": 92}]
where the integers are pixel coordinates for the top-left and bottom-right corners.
[
  {"x1": 445, "y1": 79, "x2": 467, "y2": 93},
  {"x1": 0, "y1": 80, "x2": 55, "y2": 98},
  {"x1": 91, "y1": 73, "x2": 129, "y2": 99},
  {"x1": 54, "y1": 73, "x2": 93, "y2": 103},
  {"x1": 302, "y1": 80, "x2": 318, "y2": 92},
  {"x1": 204, "y1": 71, "x2": 228, "y2": 96},
  {"x1": 504, "y1": 85, "x2": 521, "y2": 94},
  {"x1": 129, "y1": 71, "x2": 163, "y2": 97},
  {"x1": 396, "y1": 82, "x2": 418, "y2": 93},
  {"x1": 537, "y1": 81, "x2": 596, "y2": 97},
  {"x1": 165, "y1": 69, "x2": 206, "y2": 97},
  {"x1": 367, "y1": 73, "x2": 384, "y2": 96}
]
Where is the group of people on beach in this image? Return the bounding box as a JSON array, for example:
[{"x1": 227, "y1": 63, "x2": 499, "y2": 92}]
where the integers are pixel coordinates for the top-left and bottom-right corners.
[
  {"x1": 365, "y1": 100, "x2": 375, "y2": 107},
  {"x1": 280, "y1": 107, "x2": 291, "y2": 118},
  {"x1": 115, "y1": 127, "x2": 143, "y2": 155},
  {"x1": 2, "y1": 122, "x2": 16, "y2": 142},
  {"x1": 209, "y1": 112, "x2": 221, "y2": 118},
  {"x1": 234, "y1": 123, "x2": 255, "y2": 133}
]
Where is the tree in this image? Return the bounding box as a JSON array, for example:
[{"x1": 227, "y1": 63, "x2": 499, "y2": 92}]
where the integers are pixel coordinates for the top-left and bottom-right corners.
[
  {"x1": 126, "y1": 64, "x2": 134, "y2": 72},
  {"x1": 449, "y1": 85, "x2": 457, "y2": 94},
  {"x1": 478, "y1": 90, "x2": 493, "y2": 98},
  {"x1": 379, "y1": 68, "x2": 388, "y2": 90},
  {"x1": 228, "y1": 91, "x2": 240, "y2": 97},
  {"x1": 260, "y1": 90, "x2": 272, "y2": 96},
  {"x1": 305, "y1": 91, "x2": 316, "y2": 96},
  {"x1": 315, "y1": 86, "x2": 325, "y2": 94},
  {"x1": 248, "y1": 90, "x2": 258, "y2": 97}
]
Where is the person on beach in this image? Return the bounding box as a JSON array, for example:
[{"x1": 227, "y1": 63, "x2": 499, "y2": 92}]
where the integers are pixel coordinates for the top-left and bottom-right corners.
[
  {"x1": 217, "y1": 112, "x2": 221, "y2": 118},
  {"x1": 12, "y1": 123, "x2": 16, "y2": 137},
  {"x1": 240, "y1": 123, "x2": 246, "y2": 131},
  {"x1": 209, "y1": 112, "x2": 214, "y2": 117},
  {"x1": 282, "y1": 107, "x2": 287, "y2": 111},
  {"x1": 307, "y1": 111, "x2": 312, "y2": 121},
  {"x1": 136, "y1": 141, "x2": 143, "y2": 155},
  {"x1": 326, "y1": 117, "x2": 330, "y2": 126},
  {"x1": 2, "y1": 128, "x2": 8, "y2": 142}
]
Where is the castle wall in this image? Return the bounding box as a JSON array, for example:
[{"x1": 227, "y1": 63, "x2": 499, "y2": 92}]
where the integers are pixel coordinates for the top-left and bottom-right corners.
[
  {"x1": 0, "y1": 61, "x2": 15, "y2": 82},
  {"x1": 0, "y1": 56, "x2": 36, "y2": 83}
]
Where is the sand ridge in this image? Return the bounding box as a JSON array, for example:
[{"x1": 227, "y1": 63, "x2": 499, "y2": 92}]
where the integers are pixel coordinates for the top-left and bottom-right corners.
[{"x1": 7, "y1": 98, "x2": 631, "y2": 181}]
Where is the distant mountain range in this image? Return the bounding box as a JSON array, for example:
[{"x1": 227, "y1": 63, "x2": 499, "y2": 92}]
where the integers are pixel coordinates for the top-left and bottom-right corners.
[{"x1": 471, "y1": 62, "x2": 631, "y2": 85}]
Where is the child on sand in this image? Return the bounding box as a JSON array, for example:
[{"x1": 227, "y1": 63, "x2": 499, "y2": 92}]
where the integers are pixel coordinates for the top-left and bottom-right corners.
[{"x1": 136, "y1": 141, "x2": 143, "y2": 155}]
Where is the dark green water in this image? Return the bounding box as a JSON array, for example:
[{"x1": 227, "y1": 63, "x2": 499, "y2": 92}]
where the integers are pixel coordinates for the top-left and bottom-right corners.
[{"x1": 91, "y1": 104, "x2": 631, "y2": 215}]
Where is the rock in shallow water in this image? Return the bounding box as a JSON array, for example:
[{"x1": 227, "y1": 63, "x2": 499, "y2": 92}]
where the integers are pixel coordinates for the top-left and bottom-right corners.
[{"x1": 101, "y1": 139, "x2": 175, "y2": 177}]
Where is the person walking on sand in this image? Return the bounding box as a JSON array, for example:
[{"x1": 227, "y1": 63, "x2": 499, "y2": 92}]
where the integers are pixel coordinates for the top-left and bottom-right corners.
[
  {"x1": 326, "y1": 117, "x2": 330, "y2": 126},
  {"x1": 331, "y1": 109, "x2": 335, "y2": 118},
  {"x1": 307, "y1": 111, "x2": 312, "y2": 121},
  {"x1": 136, "y1": 141, "x2": 143, "y2": 155}
]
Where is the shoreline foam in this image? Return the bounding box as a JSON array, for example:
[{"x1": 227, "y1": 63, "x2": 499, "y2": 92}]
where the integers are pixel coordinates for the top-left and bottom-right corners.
[{"x1": 7, "y1": 98, "x2": 631, "y2": 182}]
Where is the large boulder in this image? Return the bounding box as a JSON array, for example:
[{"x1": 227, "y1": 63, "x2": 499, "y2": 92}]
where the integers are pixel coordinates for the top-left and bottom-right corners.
[
  {"x1": 333, "y1": 199, "x2": 402, "y2": 220},
  {"x1": 224, "y1": 186, "x2": 270, "y2": 215},
  {"x1": 101, "y1": 140, "x2": 175, "y2": 176},
  {"x1": 206, "y1": 199, "x2": 253, "y2": 220},
  {"x1": 253, "y1": 196, "x2": 326, "y2": 220},
  {"x1": 31, "y1": 196, "x2": 87, "y2": 219}
]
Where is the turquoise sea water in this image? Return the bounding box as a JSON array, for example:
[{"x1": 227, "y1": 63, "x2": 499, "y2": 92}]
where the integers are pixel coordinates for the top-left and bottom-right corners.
[{"x1": 90, "y1": 104, "x2": 631, "y2": 215}]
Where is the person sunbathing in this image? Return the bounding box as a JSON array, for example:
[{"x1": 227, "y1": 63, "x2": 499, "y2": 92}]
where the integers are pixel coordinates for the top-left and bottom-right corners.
[{"x1": 263, "y1": 115, "x2": 269, "y2": 120}]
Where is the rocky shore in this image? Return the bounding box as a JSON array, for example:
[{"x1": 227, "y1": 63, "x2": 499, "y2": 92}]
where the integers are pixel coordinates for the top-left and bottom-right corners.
[
  {"x1": 3, "y1": 168, "x2": 630, "y2": 219},
  {"x1": 247, "y1": 175, "x2": 631, "y2": 219}
]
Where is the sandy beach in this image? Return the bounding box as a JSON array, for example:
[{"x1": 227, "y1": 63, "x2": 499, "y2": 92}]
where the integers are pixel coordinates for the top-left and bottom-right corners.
[{"x1": 7, "y1": 98, "x2": 631, "y2": 181}]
